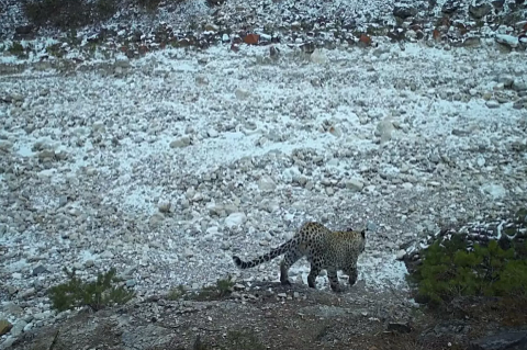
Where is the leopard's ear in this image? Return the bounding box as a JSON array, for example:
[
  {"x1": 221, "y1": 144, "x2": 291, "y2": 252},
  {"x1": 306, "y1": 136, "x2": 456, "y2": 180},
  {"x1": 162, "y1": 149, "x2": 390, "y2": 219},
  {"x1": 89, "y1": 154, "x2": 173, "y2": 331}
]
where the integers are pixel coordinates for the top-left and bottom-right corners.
[{"x1": 360, "y1": 229, "x2": 366, "y2": 239}]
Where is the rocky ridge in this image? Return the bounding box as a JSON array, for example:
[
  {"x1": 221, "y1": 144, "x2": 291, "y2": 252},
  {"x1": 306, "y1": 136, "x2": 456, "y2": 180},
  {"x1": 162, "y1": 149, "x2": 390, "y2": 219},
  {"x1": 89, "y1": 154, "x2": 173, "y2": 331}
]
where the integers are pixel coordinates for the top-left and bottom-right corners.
[{"x1": 0, "y1": 0, "x2": 527, "y2": 63}]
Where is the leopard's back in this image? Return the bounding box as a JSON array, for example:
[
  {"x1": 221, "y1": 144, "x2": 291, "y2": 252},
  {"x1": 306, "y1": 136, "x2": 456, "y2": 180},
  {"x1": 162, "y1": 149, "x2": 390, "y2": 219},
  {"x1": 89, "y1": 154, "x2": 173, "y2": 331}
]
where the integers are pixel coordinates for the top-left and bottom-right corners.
[{"x1": 296, "y1": 222, "x2": 366, "y2": 271}]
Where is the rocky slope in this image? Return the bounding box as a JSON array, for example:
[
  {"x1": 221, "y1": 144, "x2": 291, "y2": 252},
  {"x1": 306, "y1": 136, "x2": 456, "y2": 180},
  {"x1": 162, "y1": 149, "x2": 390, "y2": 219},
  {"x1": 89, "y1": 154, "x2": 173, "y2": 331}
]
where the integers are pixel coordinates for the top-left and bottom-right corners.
[{"x1": 0, "y1": 0, "x2": 527, "y2": 348}]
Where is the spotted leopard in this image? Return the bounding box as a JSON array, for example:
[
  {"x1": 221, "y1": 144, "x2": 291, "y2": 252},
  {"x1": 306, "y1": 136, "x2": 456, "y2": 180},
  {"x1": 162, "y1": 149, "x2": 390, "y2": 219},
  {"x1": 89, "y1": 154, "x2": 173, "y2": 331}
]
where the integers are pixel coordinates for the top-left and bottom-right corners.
[{"x1": 232, "y1": 222, "x2": 366, "y2": 292}]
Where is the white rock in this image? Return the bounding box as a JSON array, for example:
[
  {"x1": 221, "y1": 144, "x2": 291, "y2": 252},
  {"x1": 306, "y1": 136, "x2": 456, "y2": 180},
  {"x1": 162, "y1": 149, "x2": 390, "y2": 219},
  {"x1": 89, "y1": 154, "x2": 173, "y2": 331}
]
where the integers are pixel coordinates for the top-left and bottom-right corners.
[
  {"x1": 282, "y1": 166, "x2": 302, "y2": 183},
  {"x1": 183, "y1": 248, "x2": 194, "y2": 258},
  {"x1": 480, "y1": 183, "x2": 507, "y2": 200},
  {"x1": 100, "y1": 250, "x2": 114, "y2": 259},
  {"x1": 258, "y1": 176, "x2": 277, "y2": 192},
  {"x1": 224, "y1": 212, "x2": 247, "y2": 228},
  {"x1": 485, "y1": 100, "x2": 500, "y2": 109},
  {"x1": 234, "y1": 88, "x2": 251, "y2": 100},
  {"x1": 10, "y1": 320, "x2": 27, "y2": 337},
  {"x1": 170, "y1": 136, "x2": 191, "y2": 148},
  {"x1": 310, "y1": 48, "x2": 327, "y2": 64},
  {"x1": 345, "y1": 179, "x2": 364, "y2": 191},
  {"x1": 495, "y1": 34, "x2": 519, "y2": 48},
  {"x1": 377, "y1": 118, "x2": 394, "y2": 144},
  {"x1": 395, "y1": 250, "x2": 406, "y2": 261},
  {"x1": 0, "y1": 337, "x2": 17, "y2": 350},
  {"x1": 207, "y1": 129, "x2": 218, "y2": 138}
]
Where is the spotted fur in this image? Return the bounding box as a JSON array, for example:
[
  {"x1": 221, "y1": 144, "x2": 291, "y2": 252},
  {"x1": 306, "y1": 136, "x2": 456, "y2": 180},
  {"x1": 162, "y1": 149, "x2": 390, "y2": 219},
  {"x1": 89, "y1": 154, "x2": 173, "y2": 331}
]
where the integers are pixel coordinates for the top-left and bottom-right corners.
[{"x1": 232, "y1": 222, "x2": 366, "y2": 292}]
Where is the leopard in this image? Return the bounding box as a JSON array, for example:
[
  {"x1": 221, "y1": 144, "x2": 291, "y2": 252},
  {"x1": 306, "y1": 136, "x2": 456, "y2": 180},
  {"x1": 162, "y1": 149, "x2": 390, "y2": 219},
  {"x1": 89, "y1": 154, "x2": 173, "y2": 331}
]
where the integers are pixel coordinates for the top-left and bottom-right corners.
[{"x1": 232, "y1": 222, "x2": 366, "y2": 292}]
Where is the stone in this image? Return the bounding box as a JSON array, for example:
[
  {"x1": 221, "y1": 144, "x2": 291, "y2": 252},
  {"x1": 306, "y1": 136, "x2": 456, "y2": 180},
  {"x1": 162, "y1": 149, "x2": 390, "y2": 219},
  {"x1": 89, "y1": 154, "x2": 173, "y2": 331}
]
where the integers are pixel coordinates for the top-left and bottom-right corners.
[
  {"x1": 258, "y1": 176, "x2": 276, "y2": 192},
  {"x1": 170, "y1": 136, "x2": 191, "y2": 148},
  {"x1": 20, "y1": 288, "x2": 35, "y2": 299},
  {"x1": 32, "y1": 265, "x2": 48, "y2": 276},
  {"x1": 345, "y1": 179, "x2": 364, "y2": 191},
  {"x1": 183, "y1": 248, "x2": 194, "y2": 258},
  {"x1": 224, "y1": 212, "x2": 247, "y2": 228},
  {"x1": 0, "y1": 337, "x2": 17, "y2": 350},
  {"x1": 10, "y1": 93, "x2": 24, "y2": 102},
  {"x1": 126, "y1": 279, "x2": 136, "y2": 287},
  {"x1": 0, "y1": 320, "x2": 12, "y2": 336},
  {"x1": 9, "y1": 320, "x2": 27, "y2": 337},
  {"x1": 100, "y1": 250, "x2": 114, "y2": 259},
  {"x1": 485, "y1": 100, "x2": 500, "y2": 109},
  {"x1": 480, "y1": 183, "x2": 507, "y2": 200},
  {"x1": 393, "y1": 5, "x2": 418, "y2": 18},
  {"x1": 158, "y1": 201, "x2": 171, "y2": 213},
  {"x1": 0, "y1": 141, "x2": 13, "y2": 153},
  {"x1": 15, "y1": 25, "x2": 33, "y2": 35},
  {"x1": 512, "y1": 81, "x2": 527, "y2": 92},
  {"x1": 470, "y1": 330, "x2": 527, "y2": 350},
  {"x1": 387, "y1": 321, "x2": 412, "y2": 333},
  {"x1": 234, "y1": 88, "x2": 251, "y2": 100},
  {"x1": 442, "y1": 0, "x2": 461, "y2": 14},
  {"x1": 204, "y1": 23, "x2": 219, "y2": 32},
  {"x1": 1, "y1": 304, "x2": 23, "y2": 317},
  {"x1": 495, "y1": 34, "x2": 519, "y2": 48},
  {"x1": 469, "y1": 1, "x2": 492, "y2": 18},
  {"x1": 396, "y1": 249, "x2": 406, "y2": 260},
  {"x1": 310, "y1": 48, "x2": 327, "y2": 64},
  {"x1": 376, "y1": 118, "x2": 394, "y2": 144}
]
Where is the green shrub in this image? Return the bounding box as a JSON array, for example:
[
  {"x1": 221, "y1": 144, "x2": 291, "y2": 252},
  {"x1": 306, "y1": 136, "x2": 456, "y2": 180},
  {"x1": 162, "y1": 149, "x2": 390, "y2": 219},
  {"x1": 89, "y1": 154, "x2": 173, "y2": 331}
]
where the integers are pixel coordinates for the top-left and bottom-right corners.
[
  {"x1": 407, "y1": 236, "x2": 527, "y2": 305},
  {"x1": 136, "y1": 0, "x2": 162, "y2": 11},
  {"x1": 188, "y1": 277, "x2": 235, "y2": 301},
  {"x1": 8, "y1": 42, "x2": 25, "y2": 57},
  {"x1": 167, "y1": 284, "x2": 187, "y2": 300},
  {"x1": 48, "y1": 267, "x2": 135, "y2": 312}
]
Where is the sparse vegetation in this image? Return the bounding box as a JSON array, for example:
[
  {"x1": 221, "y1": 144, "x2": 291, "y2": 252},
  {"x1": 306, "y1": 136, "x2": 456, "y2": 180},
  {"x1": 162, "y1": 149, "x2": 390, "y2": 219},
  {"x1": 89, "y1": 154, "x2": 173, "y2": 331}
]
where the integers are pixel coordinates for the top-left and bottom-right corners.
[
  {"x1": 191, "y1": 335, "x2": 212, "y2": 350},
  {"x1": 21, "y1": 0, "x2": 185, "y2": 30},
  {"x1": 136, "y1": 0, "x2": 162, "y2": 11},
  {"x1": 406, "y1": 234, "x2": 527, "y2": 306},
  {"x1": 166, "y1": 278, "x2": 235, "y2": 302},
  {"x1": 22, "y1": 0, "x2": 117, "y2": 30},
  {"x1": 167, "y1": 284, "x2": 187, "y2": 300},
  {"x1": 222, "y1": 330, "x2": 266, "y2": 350},
  {"x1": 8, "y1": 42, "x2": 25, "y2": 57},
  {"x1": 48, "y1": 267, "x2": 135, "y2": 312},
  {"x1": 186, "y1": 277, "x2": 235, "y2": 301}
]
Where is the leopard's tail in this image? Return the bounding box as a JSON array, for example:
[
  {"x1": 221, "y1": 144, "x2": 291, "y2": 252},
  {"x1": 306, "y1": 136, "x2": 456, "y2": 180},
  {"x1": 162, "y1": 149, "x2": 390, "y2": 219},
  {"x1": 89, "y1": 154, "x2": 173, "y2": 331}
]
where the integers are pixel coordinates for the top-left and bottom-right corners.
[{"x1": 232, "y1": 239, "x2": 294, "y2": 269}]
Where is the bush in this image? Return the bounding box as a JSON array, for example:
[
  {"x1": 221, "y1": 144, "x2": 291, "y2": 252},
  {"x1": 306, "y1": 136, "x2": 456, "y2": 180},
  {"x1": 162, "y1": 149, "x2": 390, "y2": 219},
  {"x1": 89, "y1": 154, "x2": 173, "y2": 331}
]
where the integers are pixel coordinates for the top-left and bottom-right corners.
[
  {"x1": 21, "y1": 0, "x2": 186, "y2": 30},
  {"x1": 194, "y1": 277, "x2": 235, "y2": 300},
  {"x1": 407, "y1": 235, "x2": 527, "y2": 305},
  {"x1": 8, "y1": 42, "x2": 25, "y2": 57},
  {"x1": 48, "y1": 267, "x2": 135, "y2": 312},
  {"x1": 22, "y1": 0, "x2": 117, "y2": 30},
  {"x1": 167, "y1": 284, "x2": 187, "y2": 300}
]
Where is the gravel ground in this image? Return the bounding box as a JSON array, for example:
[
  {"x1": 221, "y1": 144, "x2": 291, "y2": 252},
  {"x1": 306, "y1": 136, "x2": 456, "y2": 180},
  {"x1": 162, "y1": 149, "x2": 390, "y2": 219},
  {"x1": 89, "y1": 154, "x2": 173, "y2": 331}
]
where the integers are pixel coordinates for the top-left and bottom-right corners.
[{"x1": 0, "y1": 34, "x2": 527, "y2": 347}]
